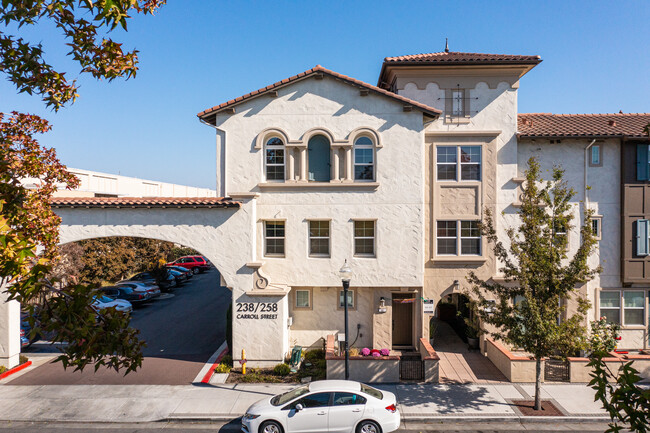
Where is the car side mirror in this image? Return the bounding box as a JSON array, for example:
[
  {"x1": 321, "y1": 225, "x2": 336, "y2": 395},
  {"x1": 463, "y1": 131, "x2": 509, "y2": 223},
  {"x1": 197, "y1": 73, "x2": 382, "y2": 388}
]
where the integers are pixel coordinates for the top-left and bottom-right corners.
[{"x1": 295, "y1": 403, "x2": 304, "y2": 412}]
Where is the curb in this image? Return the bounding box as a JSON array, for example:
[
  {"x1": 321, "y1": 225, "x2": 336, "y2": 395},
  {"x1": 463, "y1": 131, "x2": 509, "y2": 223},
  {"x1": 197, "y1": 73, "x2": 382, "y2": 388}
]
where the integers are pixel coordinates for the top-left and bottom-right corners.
[
  {"x1": 164, "y1": 414, "x2": 611, "y2": 423},
  {"x1": 201, "y1": 344, "x2": 229, "y2": 384},
  {"x1": 0, "y1": 361, "x2": 32, "y2": 381}
]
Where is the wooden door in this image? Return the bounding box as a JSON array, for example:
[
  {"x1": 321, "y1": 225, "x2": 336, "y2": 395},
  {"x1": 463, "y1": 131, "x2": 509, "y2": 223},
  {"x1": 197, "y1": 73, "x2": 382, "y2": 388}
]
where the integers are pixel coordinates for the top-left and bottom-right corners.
[{"x1": 392, "y1": 294, "x2": 413, "y2": 346}]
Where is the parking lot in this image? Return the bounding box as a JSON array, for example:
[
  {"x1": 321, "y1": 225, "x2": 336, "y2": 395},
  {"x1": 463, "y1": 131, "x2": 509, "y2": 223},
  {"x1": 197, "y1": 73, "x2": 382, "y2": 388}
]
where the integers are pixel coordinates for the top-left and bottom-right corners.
[{"x1": 11, "y1": 269, "x2": 229, "y2": 385}]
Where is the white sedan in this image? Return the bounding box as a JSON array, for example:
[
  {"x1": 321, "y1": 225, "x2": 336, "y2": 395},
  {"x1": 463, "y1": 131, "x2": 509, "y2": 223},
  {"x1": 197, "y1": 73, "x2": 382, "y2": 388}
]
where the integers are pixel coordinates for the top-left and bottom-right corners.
[
  {"x1": 242, "y1": 380, "x2": 400, "y2": 433},
  {"x1": 91, "y1": 296, "x2": 133, "y2": 314}
]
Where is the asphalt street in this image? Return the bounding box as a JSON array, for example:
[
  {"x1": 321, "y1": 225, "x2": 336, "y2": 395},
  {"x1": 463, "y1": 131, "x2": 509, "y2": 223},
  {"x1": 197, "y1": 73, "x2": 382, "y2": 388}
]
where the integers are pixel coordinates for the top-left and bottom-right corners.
[
  {"x1": 12, "y1": 269, "x2": 229, "y2": 385},
  {"x1": 0, "y1": 420, "x2": 614, "y2": 432}
]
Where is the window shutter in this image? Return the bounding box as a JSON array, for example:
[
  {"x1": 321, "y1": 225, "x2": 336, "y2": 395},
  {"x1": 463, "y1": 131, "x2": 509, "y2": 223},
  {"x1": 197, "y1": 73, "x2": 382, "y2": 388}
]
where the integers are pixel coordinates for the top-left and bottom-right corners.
[
  {"x1": 636, "y1": 144, "x2": 649, "y2": 181},
  {"x1": 463, "y1": 89, "x2": 470, "y2": 117},
  {"x1": 636, "y1": 219, "x2": 649, "y2": 256},
  {"x1": 445, "y1": 89, "x2": 452, "y2": 117}
]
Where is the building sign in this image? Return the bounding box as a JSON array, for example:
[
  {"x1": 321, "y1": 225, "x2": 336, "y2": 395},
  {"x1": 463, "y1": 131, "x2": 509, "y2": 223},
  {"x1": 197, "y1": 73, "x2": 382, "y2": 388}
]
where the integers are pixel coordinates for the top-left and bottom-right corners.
[
  {"x1": 423, "y1": 299, "x2": 435, "y2": 314},
  {"x1": 236, "y1": 302, "x2": 278, "y2": 320}
]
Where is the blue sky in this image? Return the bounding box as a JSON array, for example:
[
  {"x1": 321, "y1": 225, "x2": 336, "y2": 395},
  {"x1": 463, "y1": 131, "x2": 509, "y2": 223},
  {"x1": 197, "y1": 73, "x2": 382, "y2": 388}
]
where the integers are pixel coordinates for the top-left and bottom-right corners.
[{"x1": 2, "y1": 1, "x2": 649, "y2": 189}]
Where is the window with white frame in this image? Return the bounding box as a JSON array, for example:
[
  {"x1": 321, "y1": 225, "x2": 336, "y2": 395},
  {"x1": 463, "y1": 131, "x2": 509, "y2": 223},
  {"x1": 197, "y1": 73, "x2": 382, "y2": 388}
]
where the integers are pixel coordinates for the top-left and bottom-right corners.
[
  {"x1": 353, "y1": 220, "x2": 375, "y2": 257},
  {"x1": 599, "y1": 290, "x2": 647, "y2": 326},
  {"x1": 295, "y1": 289, "x2": 311, "y2": 309},
  {"x1": 437, "y1": 220, "x2": 482, "y2": 256},
  {"x1": 339, "y1": 289, "x2": 355, "y2": 309},
  {"x1": 264, "y1": 221, "x2": 285, "y2": 257},
  {"x1": 636, "y1": 219, "x2": 650, "y2": 256},
  {"x1": 354, "y1": 136, "x2": 374, "y2": 181},
  {"x1": 590, "y1": 217, "x2": 602, "y2": 240},
  {"x1": 309, "y1": 220, "x2": 330, "y2": 257},
  {"x1": 590, "y1": 144, "x2": 601, "y2": 166},
  {"x1": 451, "y1": 89, "x2": 465, "y2": 117},
  {"x1": 436, "y1": 145, "x2": 481, "y2": 181},
  {"x1": 265, "y1": 137, "x2": 285, "y2": 181}
]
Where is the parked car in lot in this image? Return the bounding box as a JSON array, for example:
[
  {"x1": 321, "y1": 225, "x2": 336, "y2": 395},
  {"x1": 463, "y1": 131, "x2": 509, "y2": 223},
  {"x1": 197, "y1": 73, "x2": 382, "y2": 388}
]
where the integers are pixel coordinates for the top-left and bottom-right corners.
[
  {"x1": 168, "y1": 268, "x2": 187, "y2": 285},
  {"x1": 241, "y1": 380, "x2": 400, "y2": 433},
  {"x1": 91, "y1": 295, "x2": 133, "y2": 314},
  {"x1": 115, "y1": 281, "x2": 161, "y2": 299},
  {"x1": 20, "y1": 311, "x2": 41, "y2": 348},
  {"x1": 121, "y1": 271, "x2": 175, "y2": 292},
  {"x1": 20, "y1": 328, "x2": 30, "y2": 348},
  {"x1": 100, "y1": 285, "x2": 151, "y2": 305},
  {"x1": 167, "y1": 265, "x2": 193, "y2": 279},
  {"x1": 166, "y1": 256, "x2": 210, "y2": 274}
]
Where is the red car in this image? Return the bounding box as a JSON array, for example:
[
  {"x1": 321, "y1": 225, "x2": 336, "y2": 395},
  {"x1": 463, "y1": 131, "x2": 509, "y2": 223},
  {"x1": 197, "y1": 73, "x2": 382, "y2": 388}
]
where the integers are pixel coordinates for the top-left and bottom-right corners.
[{"x1": 165, "y1": 256, "x2": 210, "y2": 274}]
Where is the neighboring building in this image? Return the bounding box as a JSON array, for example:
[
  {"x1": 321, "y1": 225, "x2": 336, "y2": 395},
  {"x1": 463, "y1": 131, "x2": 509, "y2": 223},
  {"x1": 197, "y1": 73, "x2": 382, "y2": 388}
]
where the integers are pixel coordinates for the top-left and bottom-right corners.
[{"x1": 23, "y1": 167, "x2": 217, "y2": 198}]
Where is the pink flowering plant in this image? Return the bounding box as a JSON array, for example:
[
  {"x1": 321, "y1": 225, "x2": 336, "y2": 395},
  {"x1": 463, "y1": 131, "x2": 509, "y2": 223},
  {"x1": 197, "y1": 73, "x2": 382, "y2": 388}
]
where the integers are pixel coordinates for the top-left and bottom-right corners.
[
  {"x1": 380, "y1": 348, "x2": 390, "y2": 356},
  {"x1": 361, "y1": 348, "x2": 370, "y2": 356},
  {"x1": 371, "y1": 351, "x2": 380, "y2": 357}
]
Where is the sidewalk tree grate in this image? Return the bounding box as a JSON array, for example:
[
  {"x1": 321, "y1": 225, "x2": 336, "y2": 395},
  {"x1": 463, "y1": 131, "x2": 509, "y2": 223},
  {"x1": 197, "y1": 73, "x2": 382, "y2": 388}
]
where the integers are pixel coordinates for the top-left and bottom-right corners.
[{"x1": 400, "y1": 355, "x2": 424, "y2": 381}]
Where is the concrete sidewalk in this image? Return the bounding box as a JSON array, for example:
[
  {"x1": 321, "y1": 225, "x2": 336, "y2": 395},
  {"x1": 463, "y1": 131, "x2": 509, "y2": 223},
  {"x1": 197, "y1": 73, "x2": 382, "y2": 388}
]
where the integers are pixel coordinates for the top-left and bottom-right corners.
[{"x1": 0, "y1": 382, "x2": 609, "y2": 423}]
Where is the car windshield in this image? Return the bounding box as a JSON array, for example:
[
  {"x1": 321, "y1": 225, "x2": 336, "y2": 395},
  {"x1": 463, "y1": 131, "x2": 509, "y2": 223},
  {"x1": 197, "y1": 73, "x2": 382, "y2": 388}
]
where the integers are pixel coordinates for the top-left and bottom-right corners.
[
  {"x1": 270, "y1": 385, "x2": 310, "y2": 406},
  {"x1": 360, "y1": 384, "x2": 383, "y2": 400},
  {"x1": 98, "y1": 296, "x2": 114, "y2": 303}
]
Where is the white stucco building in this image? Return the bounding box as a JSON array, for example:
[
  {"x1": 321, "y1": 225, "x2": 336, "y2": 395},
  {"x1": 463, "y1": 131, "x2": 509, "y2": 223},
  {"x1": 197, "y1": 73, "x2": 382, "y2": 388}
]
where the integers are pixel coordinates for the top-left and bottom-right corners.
[{"x1": 3, "y1": 48, "x2": 650, "y2": 376}]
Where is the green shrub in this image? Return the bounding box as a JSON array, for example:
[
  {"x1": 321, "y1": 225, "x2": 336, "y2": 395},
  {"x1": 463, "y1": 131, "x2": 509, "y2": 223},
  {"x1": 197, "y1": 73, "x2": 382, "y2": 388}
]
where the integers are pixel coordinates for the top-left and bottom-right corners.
[
  {"x1": 273, "y1": 363, "x2": 291, "y2": 376},
  {"x1": 214, "y1": 363, "x2": 231, "y2": 373},
  {"x1": 304, "y1": 349, "x2": 325, "y2": 361},
  {"x1": 315, "y1": 359, "x2": 326, "y2": 369},
  {"x1": 220, "y1": 354, "x2": 233, "y2": 367},
  {"x1": 19, "y1": 355, "x2": 28, "y2": 365},
  {"x1": 0, "y1": 366, "x2": 6, "y2": 374}
]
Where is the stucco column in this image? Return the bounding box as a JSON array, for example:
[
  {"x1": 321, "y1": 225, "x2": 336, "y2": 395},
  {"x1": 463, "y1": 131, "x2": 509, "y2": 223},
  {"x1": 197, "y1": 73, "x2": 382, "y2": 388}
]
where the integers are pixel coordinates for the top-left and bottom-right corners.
[
  {"x1": 0, "y1": 286, "x2": 20, "y2": 369},
  {"x1": 299, "y1": 147, "x2": 307, "y2": 181},
  {"x1": 287, "y1": 148, "x2": 295, "y2": 181},
  {"x1": 344, "y1": 147, "x2": 353, "y2": 182},
  {"x1": 332, "y1": 147, "x2": 340, "y2": 181}
]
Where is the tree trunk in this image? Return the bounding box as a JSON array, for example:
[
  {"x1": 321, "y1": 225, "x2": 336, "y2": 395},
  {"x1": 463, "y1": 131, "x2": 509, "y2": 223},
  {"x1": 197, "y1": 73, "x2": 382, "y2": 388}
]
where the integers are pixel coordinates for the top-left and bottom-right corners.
[{"x1": 535, "y1": 357, "x2": 542, "y2": 410}]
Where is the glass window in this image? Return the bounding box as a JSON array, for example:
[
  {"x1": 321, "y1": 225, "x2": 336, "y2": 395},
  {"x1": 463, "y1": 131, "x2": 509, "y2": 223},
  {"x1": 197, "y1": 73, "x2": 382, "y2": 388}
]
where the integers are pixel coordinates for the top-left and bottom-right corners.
[
  {"x1": 624, "y1": 291, "x2": 645, "y2": 325},
  {"x1": 451, "y1": 89, "x2": 464, "y2": 117},
  {"x1": 591, "y1": 218, "x2": 601, "y2": 239},
  {"x1": 339, "y1": 290, "x2": 354, "y2": 309},
  {"x1": 333, "y1": 393, "x2": 366, "y2": 406},
  {"x1": 591, "y1": 144, "x2": 601, "y2": 165},
  {"x1": 297, "y1": 392, "x2": 332, "y2": 408},
  {"x1": 460, "y1": 146, "x2": 481, "y2": 181},
  {"x1": 272, "y1": 385, "x2": 309, "y2": 406},
  {"x1": 600, "y1": 291, "x2": 621, "y2": 324},
  {"x1": 296, "y1": 290, "x2": 310, "y2": 308},
  {"x1": 437, "y1": 221, "x2": 457, "y2": 255},
  {"x1": 460, "y1": 221, "x2": 481, "y2": 255},
  {"x1": 360, "y1": 383, "x2": 383, "y2": 400},
  {"x1": 265, "y1": 221, "x2": 285, "y2": 257},
  {"x1": 436, "y1": 146, "x2": 457, "y2": 181},
  {"x1": 354, "y1": 136, "x2": 374, "y2": 181},
  {"x1": 354, "y1": 220, "x2": 375, "y2": 256},
  {"x1": 309, "y1": 221, "x2": 330, "y2": 256},
  {"x1": 265, "y1": 137, "x2": 285, "y2": 181}
]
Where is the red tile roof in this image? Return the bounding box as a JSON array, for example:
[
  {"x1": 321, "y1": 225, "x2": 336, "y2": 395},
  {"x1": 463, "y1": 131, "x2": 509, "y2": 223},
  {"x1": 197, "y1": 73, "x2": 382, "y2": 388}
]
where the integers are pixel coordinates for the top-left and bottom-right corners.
[
  {"x1": 51, "y1": 197, "x2": 240, "y2": 209},
  {"x1": 518, "y1": 113, "x2": 650, "y2": 139},
  {"x1": 197, "y1": 65, "x2": 441, "y2": 124},
  {"x1": 384, "y1": 51, "x2": 542, "y2": 65}
]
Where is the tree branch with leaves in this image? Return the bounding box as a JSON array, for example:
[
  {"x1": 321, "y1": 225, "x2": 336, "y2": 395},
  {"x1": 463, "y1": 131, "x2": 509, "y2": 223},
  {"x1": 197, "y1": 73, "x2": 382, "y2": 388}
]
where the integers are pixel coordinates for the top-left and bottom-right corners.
[{"x1": 468, "y1": 157, "x2": 600, "y2": 410}]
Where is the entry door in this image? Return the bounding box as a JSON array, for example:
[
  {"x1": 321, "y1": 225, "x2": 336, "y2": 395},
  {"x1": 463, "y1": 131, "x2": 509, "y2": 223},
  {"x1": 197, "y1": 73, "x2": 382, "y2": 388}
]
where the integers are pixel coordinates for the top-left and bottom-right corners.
[
  {"x1": 308, "y1": 135, "x2": 331, "y2": 182},
  {"x1": 392, "y1": 294, "x2": 413, "y2": 346}
]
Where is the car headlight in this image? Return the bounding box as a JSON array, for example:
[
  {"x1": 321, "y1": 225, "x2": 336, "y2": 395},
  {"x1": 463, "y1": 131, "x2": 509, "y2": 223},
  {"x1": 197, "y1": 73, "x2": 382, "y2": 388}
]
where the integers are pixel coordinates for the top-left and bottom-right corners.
[{"x1": 243, "y1": 413, "x2": 260, "y2": 421}]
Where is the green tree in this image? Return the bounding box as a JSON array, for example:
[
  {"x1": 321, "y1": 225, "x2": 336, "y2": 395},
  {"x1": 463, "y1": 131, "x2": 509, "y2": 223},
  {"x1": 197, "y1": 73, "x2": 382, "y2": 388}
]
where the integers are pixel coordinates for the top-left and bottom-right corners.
[
  {"x1": 0, "y1": 1, "x2": 164, "y2": 372},
  {"x1": 588, "y1": 318, "x2": 649, "y2": 433},
  {"x1": 468, "y1": 157, "x2": 599, "y2": 410}
]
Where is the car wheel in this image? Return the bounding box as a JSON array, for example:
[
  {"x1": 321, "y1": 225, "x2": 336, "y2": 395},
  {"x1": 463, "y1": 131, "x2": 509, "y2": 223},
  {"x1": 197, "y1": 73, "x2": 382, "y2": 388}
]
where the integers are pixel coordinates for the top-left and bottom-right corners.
[
  {"x1": 259, "y1": 420, "x2": 283, "y2": 433},
  {"x1": 357, "y1": 420, "x2": 381, "y2": 433},
  {"x1": 192, "y1": 267, "x2": 199, "y2": 274}
]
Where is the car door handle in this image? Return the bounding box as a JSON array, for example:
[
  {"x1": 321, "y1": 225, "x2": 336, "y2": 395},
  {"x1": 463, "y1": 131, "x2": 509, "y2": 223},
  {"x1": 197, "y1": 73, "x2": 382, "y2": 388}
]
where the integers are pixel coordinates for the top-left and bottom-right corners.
[
  {"x1": 317, "y1": 411, "x2": 326, "y2": 415},
  {"x1": 352, "y1": 408, "x2": 361, "y2": 413}
]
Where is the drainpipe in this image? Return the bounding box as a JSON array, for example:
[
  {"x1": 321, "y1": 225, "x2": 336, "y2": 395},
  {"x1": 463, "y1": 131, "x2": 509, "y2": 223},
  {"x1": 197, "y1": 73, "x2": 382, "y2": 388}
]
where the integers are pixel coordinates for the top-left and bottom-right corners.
[
  {"x1": 584, "y1": 139, "x2": 597, "y2": 212},
  {"x1": 199, "y1": 116, "x2": 227, "y2": 197}
]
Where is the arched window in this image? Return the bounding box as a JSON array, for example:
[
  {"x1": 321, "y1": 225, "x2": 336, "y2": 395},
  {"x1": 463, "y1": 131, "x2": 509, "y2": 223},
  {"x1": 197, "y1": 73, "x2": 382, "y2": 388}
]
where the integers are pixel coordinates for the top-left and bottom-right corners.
[
  {"x1": 265, "y1": 137, "x2": 285, "y2": 181},
  {"x1": 353, "y1": 136, "x2": 374, "y2": 181},
  {"x1": 308, "y1": 135, "x2": 331, "y2": 182}
]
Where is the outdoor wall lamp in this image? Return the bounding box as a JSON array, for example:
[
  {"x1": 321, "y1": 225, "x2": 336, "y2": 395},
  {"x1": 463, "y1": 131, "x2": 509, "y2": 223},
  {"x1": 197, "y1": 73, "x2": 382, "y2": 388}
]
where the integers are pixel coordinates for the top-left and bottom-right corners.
[
  {"x1": 378, "y1": 297, "x2": 387, "y2": 313},
  {"x1": 453, "y1": 279, "x2": 460, "y2": 291},
  {"x1": 339, "y1": 260, "x2": 352, "y2": 380}
]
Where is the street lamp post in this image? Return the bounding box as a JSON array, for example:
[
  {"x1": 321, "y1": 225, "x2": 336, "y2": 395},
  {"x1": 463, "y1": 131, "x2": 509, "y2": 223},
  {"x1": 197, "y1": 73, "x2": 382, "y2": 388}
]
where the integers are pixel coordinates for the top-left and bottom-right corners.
[{"x1": 339, "y1": 260, "x2": 352, "y2": 380}]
